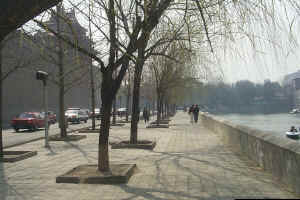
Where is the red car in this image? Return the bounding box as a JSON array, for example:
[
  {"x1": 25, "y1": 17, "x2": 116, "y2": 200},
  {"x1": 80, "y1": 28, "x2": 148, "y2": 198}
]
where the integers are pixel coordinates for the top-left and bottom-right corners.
[{"x1": 11, "y1": 112, "x2": 46, "y2": 132}]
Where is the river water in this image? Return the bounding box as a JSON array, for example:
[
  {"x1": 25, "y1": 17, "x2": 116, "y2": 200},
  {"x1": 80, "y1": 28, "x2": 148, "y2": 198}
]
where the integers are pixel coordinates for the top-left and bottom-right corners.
[{"x1": 213, "y1": 113, "x2": 300, "y2": 136}]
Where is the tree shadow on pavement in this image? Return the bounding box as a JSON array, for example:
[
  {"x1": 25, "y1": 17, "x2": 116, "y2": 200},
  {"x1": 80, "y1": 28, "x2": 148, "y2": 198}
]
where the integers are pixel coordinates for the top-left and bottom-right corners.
[
  {"x1": 116, "y1": 112, "x2": 295, "y2": 199},
  {"x1": 119, "y1": 184, "x2": 224, "y2": 200},
  {"x1": 0, "y1": 162, "x2": 26, "y2": 200},
  {"x1": 151, "y1": 149, "x2": 292, "y2": 199},
  {"x1": 117, "y1": 144, "x2": 294, "y2": 199},
  {"x1": 64, "y1": 141, "x2": 94, "y2": 163}
]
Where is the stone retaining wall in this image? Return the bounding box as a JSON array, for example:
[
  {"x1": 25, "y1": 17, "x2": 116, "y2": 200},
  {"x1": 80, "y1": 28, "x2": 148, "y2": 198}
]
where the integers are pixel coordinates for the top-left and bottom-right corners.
[{"x1": 200, "y1": 113, "x2": 300, "y2": 195}]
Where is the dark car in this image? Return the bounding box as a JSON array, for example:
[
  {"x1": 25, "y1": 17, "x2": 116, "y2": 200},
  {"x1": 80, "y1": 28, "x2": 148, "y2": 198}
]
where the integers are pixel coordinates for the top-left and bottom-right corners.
[
  {"x1": 41, "y1": 111, "x2": 56, "y2": 124},
  {"x1": 11, "y1": 112, "x2": 46, "y2": 132}
]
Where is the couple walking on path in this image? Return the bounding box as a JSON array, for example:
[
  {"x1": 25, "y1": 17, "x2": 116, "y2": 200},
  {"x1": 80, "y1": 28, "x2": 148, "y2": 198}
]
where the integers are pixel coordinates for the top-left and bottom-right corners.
[{"x1": 188, "y1": 104, "x2": 200, "y2": 123}]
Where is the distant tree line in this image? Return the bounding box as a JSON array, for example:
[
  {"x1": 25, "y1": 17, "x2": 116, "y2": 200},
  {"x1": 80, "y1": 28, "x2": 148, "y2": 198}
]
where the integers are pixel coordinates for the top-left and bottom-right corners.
[{"x1": 186, "y1": 80, "x2": 291, "y2": 114}]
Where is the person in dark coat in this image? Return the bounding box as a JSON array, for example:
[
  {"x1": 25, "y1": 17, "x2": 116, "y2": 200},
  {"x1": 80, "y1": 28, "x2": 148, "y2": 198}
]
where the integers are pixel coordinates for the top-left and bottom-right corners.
[
  {"x1": 188, "y1": 105, "x2": 195, "y2": 123},
  {"x1": 193, "y1": 104, "x2": 200, "y2": 123},
  {"x1": 143, "y1": 107, "x2": 150, "y2": 123}
]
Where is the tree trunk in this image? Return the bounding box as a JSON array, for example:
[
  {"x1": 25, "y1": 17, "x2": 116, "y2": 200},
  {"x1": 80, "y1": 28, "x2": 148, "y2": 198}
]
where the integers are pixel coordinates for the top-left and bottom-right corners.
[
  {"x1": 160, "y1": 100, "x2": 163, "y2": 120},
  {"x1": 164, "y1": 103, "x2": 166, "y2": 118},
  {"x1": 0, "y1": 42, "x2": 3, "y2": 158},
  {"x1": 126, "y1": 74, "x2": 131, "y2": 122},
  {"x1": 173, "y1": 104, "x2": 176, "y2": 115},
  {"x1": 112, "y1": 98, "x2": 116, "y2": 124},
  {"x1": 98, "y1": 98, "x2": 112, "y2": 171},
  {"x1": 156, "y1": 97, "x2": 161, "y2": 125},
  {"x1": 161, "y1": 102, "x2": 164, "y2": 119},
  {"x1": 90, "y1": 63, "x2": 96, "y2": 130},
  {"x1": 166, "y1": 103, "x2": 168, "y2": 118},
  {"x1": 125, "y1": 86, "x2": 130, "y2": 122},
  {"x1": 152, "y1": 98, "x2": 155, "y2": 119},
  {"x1": 59, "y1": 83, "x2": 66, "y2": 137},
  {"x1": 163, "y1": 102, "x2": 166, "y2": 119},
  {"x1": 130, "y1": 63, "x2": 143, "y2": 144},
  {"x1": 89, "y1": 3, "x2": 96, "y2": 130},
  {"x1": 98, "y1": 69, "x2": 115, "y2": 171},
  {"x1": 57, "y1": 4, "x2": 66, "y2": 137},
  {"x1": 97, "y1": 61, "x2": 129, "y2": 171},
  {"x1": 161, "y1": 100, "x2": 164, "y2": 119}
]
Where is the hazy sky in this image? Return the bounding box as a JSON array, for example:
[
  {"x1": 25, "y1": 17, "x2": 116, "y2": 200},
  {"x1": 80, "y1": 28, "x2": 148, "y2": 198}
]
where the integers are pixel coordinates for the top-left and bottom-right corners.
[
  {"x1": 217, "y1": 4, "x2": 300, "y2": 84},
  {"x1": 219, "y1": 32, "x2": 300, "y2": 84}
]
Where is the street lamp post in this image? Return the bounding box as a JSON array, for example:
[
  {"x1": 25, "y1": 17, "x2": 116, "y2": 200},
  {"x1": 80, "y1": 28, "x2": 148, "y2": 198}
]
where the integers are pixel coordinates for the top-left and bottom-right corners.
[{"x1": 36, "y1": 70, "x2": 49, "y2": 148}]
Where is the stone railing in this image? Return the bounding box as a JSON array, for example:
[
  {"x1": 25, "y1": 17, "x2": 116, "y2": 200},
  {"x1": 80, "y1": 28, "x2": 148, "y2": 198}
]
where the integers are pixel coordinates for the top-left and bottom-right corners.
[{"x1": 200, "y1": 112, "x2": 300, "y2": 195}]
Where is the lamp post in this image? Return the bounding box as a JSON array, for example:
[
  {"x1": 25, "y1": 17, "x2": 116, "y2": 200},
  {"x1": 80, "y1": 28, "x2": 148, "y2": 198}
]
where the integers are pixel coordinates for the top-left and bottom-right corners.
[{"x1": 36, "y1": 70, "x2": 49, "y2": 148}]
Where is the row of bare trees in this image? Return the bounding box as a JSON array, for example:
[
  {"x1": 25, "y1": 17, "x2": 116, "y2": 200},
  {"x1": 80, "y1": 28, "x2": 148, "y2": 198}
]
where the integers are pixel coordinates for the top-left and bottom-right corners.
[{"x1": 27, "y1": 0, "x2": 197, "y2": 172}]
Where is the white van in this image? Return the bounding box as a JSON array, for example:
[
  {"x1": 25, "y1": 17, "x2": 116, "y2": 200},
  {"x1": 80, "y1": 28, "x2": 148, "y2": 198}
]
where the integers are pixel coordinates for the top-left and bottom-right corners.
[{"x1": 65, "y1": 108, "x2": 88, "y2": 123}]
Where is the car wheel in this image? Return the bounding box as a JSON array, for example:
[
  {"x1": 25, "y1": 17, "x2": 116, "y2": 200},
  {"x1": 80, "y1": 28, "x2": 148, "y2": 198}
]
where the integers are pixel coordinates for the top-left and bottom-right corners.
[{"x1": 14, "y1": 128, "x2": 19, "y2": 132}]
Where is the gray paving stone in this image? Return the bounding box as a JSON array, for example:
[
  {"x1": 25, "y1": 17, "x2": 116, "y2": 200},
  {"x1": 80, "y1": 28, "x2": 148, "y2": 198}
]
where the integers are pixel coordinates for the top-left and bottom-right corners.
[{"x1": 0, "y1": 111, "x2": 298, "y2": 199}]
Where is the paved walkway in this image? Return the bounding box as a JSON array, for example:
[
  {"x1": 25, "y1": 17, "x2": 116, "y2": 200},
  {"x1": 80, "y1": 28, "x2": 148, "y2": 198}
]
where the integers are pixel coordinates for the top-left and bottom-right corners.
[{"x1": 0, "y1": 111, "x2": 298, "y2": 199}]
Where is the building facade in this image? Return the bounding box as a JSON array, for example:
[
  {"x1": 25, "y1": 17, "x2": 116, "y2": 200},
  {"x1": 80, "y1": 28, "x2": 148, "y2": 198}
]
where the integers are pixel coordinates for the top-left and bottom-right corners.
[{"x1": 1, "y1": 8, "x2": 100, "y2": 128}]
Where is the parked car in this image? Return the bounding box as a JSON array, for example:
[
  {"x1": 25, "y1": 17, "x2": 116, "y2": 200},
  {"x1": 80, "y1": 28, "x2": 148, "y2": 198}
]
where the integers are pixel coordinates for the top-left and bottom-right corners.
[
  {"x1": 11, "y1": 112, "x2": 46, "y2": 132},
  {"x1": 41, "y1": 111, "x2": 56, "y2": 124},
  {"x1": 65, "y1": 108, "x2": 88, "y2": 123}
]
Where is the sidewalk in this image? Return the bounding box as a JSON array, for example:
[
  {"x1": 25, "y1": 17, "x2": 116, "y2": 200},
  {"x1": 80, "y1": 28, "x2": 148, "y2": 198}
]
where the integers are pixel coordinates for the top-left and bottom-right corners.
[{"x1": 0, "y1": 112, "x2": 298, "y2": 199}]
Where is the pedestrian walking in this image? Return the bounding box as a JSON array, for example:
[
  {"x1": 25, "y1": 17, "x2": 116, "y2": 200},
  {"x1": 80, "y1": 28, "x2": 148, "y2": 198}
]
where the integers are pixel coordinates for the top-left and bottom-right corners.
[
  {"x1": 193, "y1": 104, "x2": 200, "y2": 123},
  {"x1": 137, "y1": 107, "x2": 140, "y2": 122},
  {"x1": 143, "y1": 107, "x2": 150, "y2": 123},
  {"x1": 188, "y1": 105, "x2": 195, "y2": 123}
]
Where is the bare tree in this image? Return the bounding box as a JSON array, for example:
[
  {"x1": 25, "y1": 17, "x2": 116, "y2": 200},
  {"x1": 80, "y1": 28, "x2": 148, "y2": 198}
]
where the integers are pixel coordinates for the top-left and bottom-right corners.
[
  {"x1": 88, "y1": 0, "x2": 96, "y2": 130},
  {"x1": 56, "y1": 3, "x2": 67, "y2": 137},
  {"x1": 35, "y1": 0, "x2": 174, "y2": 172},
  {"x1": 125, "y1": 66, "x2": 133, "y2": 122},
  {"x1": 150, "y1": 40, "x2": 194, "y2": 124},
  {"x1": 129, "y1": 7, "x2": 191, "y2": 143},
  {"x1": 0, "y1": 0, "x2": 62, "y2": 157},
  {"x1": 0, "y1": 31, "x2": 37, "y2": 157}
]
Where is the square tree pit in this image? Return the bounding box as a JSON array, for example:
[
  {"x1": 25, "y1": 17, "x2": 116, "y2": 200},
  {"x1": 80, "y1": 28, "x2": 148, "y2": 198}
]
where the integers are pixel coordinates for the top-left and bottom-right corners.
[{"x1": 56, "y1": 164, "x2": 136, "y2": 184}]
